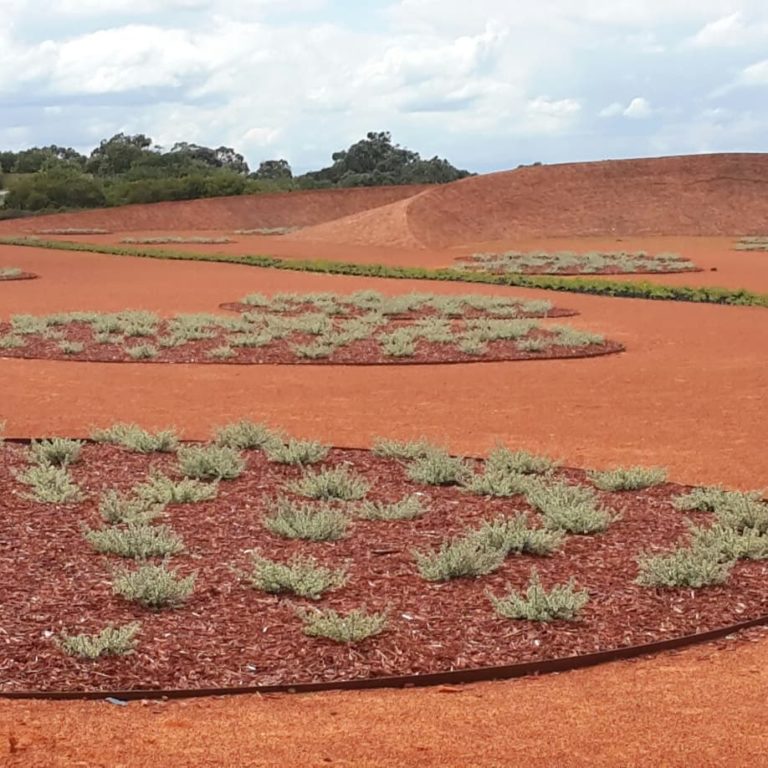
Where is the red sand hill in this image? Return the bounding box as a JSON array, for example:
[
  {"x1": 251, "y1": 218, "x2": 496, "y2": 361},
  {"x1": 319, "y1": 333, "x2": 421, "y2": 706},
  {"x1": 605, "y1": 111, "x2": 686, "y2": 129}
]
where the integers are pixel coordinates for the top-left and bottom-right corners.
[
  {"x1": 0, "y1": 185, "x2": 427, "y2": 234},
  {"x1": 288, "y1": 153, "x2": 768, "y2": 248}
]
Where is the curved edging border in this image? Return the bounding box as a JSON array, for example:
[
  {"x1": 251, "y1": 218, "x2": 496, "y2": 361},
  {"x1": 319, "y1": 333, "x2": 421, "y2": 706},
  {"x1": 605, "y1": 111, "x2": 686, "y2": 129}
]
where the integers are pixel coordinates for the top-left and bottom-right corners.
[
  {"x1": 2, "y1": 614, "x2": 767, "y2": 701},
  {"x1": 0, "y1": 342, "x2": 625, "y2": 367}
]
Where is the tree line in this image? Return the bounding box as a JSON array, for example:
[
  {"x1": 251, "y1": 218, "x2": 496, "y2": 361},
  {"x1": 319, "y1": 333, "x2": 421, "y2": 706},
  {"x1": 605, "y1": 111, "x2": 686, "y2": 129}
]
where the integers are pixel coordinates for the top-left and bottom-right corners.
[{"x1": 0, "y1": 132, "x2": 471, "y2": 216}]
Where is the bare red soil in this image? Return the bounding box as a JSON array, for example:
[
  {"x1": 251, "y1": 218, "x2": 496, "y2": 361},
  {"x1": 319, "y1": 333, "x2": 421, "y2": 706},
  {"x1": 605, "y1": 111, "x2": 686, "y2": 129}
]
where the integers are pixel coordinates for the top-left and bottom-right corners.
[
  {"x1": 0, "y1": 246, "x2": 765, "y2": 489},
  {"x1": 289, "y1": 154, "x2": 768, "y2": 248},
  {"x1": 0, "y1": 185, "x2": 426, "y2": 234},
  {"x1": 5, "y1": 442, "x2": 757, "y2": 694},
  {"x1": 22, "y1": 230, "x2": 768, "y2": 292}
]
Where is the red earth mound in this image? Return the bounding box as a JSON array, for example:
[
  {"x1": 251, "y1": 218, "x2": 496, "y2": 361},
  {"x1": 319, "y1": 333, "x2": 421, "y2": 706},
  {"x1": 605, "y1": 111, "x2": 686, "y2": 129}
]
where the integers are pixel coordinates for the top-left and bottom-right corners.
[
  {"x1": 0, "y1": 185, "x2": 427, "y2": 234},
  {"x1": 289, "y1": 153, "x2": 768, "y2": 248}
]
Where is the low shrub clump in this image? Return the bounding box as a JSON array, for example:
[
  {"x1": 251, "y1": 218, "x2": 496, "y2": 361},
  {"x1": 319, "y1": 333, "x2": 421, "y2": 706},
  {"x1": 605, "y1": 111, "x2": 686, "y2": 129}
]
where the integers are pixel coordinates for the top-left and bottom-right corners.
[
  {"x1": 263, "y1": 498, "x2": 350, "y2": 541},
  {"x1": 248, "y1": 553, "x2": 347, "y2": 599},
  {"x1": 28, "y1": 437, "x2": 83, "y2": 467},
  {"x1": 485, "y1": 446, "x2": 555, "y2": 476},
  {"x1": 177, "y1": 444, "x2": 246, "y2": 480},
  {"x1": 84, "y1": 523, "x2": 185, "y2": 559},
  {"x1": 99, "y1": 490, "x2": 165, "y2": 524},
  {"x1": 112, "y1": 563, "x2": 196, "y2": 608},
  {"x1": 265, "y1": 438, "x2": 329, "y2": 465},
  {"x1": 91, "y1": 423, "x2": 179, "y2": 453},
  {"x1": 371, "y1": 437, "x2": 437, "y2": 460},
  {"x1": 526, "y1": 480, "x2": 615, "y2": 534},
  {"x1": 287, "y1": 466, "x2": 369, "y2": 501},
  {"x1": 16, "y1": 464, "x2": 83, "y2": 503},
  {"x1": 133, "y1": 472, "x2": 218, "y2": 504},
  {"x1": 357, "y1": 495, "x2": 426, "y2": 521},
  {"x1": 588, "y1": 466, "x2": 667, "y2": 491},
  {"x1": 489, "y1": 569, "x2": 589, "y2": 621},
  {"x1": 672, "y1": 486, "x2": 764, "y2": 512},
  {"x1": 56, "y1": 622, "x2": 140, "y2": 659},
  {"x1": 689, "y1": 523, "x2": 768, "y2": 561},
  {"x1": 414, "y1": 536, "x2": 507, "y2": 581},
  {"x1": 213, "y1": 420, "x2": 278, "y2": 450},
  {"x1": 406, "y1": 449, "x2": 469, "y2": 486},
  {"x1": 635, "y1": 545, "x2": 733, "y2": 588},
  {"x1": 469, "y1": 515, "x2": 565, "y2": 556},
  {"x1": 297, "y1": 607, "x2": 387, "y2": 643}
]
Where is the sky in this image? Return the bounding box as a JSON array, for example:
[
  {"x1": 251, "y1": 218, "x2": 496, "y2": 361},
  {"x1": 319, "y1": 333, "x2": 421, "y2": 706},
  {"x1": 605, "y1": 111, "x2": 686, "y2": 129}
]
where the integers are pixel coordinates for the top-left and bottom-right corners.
[{"x1": 1, "y1": 0, "x2": 767, "y2": 173}]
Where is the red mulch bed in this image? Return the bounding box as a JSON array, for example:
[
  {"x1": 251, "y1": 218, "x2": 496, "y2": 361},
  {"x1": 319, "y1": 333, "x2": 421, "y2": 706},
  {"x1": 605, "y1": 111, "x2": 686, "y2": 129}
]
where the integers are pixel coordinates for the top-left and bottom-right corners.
[
  {"x1": 0, "y1": 310, "x2": 623, "y2": 366},
  {"x1": 219, "y1": 301, "x2": 578, "y2": 319},
  {"x1": 0, "y1": 272, "x2": 38, "y2": 281},
  {"x1": 454, "y1": 261, "x2": 702, "y2": 276},
  {"x1": 1, "y1": 442, "x2": 766, "y2": 694}
]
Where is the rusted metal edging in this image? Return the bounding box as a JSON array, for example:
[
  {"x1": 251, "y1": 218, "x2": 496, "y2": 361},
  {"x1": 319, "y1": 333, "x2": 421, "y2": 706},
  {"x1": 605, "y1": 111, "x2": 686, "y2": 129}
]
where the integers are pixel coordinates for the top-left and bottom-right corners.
[{"x1": 2, "y1": 613, "x2": 767, "y2": 702}]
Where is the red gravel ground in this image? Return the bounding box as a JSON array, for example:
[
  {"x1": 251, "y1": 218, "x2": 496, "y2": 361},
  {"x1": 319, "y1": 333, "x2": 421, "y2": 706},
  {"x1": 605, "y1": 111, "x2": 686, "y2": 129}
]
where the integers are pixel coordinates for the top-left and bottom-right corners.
[
  {"x1": 1, "y1": 156, "x2": 768, "y2": 765},
  {"x1": 3, "y1": 442, "x2": 763, "y2": 694},
  {"x1": 24, "y1": 231, "x2": 768, "y2": 292}
]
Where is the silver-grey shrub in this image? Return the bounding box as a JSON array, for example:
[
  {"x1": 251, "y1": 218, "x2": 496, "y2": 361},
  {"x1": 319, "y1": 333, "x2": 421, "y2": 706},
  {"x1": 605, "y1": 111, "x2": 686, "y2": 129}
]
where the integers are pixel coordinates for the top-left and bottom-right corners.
[
  {"x1": 57, "y1": 623, "x2": 140, "y2": 659},
  {"x1": 133, "y1": 472, "x2": 218, "y2": 504},
  {"x1": 265, "y1": 438, "x2": 329, "y2": 465},
  {"x1": 84, "y1": 523, "x2": 185, "y2": 559},
  {"x1": 99, "y1": 489, "x2": 165, "y2": 524},
  {"x1": 177, "y1": 444, "x2": 246, "y2": 480},
  {"x1": 414, "y1": 536, "x2": 507, "y2": 581},
  {"x1": 287, "y1": 466, "x2": 369, "y2": 501},
  {"x1": 214, "y1": 420, "x2": 278, "y2": 450},
  {"x1": 406, "y1": 449, "x2": 469, "y2": 486},
  {"x1": 489, "y1": 569, "x2": 589, "y2": 621},
  {"x1": 588, "y1": 466, "x2": 667, "y2": 491},
  {"x1": 297, "y1": 607, "x2": 386, "y2": 643},
  {"x1": 526, "y1": 480, "x2": 614, "y2": 534},
  {"x1": 112, "y1": 563, "x2": 196, "y2": 608},
  {"x1": 16, "y1": 464, "x2": 83, "y2": 503},
  {"x1": 263, "y1": 498, "x2": 350, "y2": 541},
  {"x1": 248, "y1": 553, "x2": 347, "y2": 599},
  {"x1": 357, "y1": 495, "x2": 426, "y2": 521},
  {"x1": 635, "y1": 545, "x2": 733, "y2": 588},
  {"x1": 91, "y1": 423, "x2": 179, "y2": 453},
  {"x1": 28, "y1": 437, "x2": 84, "y2": 467}
]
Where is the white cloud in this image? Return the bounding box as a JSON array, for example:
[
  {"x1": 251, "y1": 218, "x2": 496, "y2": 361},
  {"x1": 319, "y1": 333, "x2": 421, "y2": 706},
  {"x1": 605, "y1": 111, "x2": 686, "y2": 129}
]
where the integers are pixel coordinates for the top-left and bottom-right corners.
[
  {"x1": 524, "y1": 97, "x2": 582, "y2": 134},
  {"x1": 599, "y1": 97, "x2": 653, "y2": 119},
  {"x1": 740, "y1": 59, "x2": 768, "y2": 86},
  {"x1": 1, "y1": 0, "x2": 768, "y2": 173},
  {"x1": 599, "y1": 102, "x2": 624, "y2": 118},
  {"x1": 623, "y1": 97, "x2": 653, "y2": 119}
]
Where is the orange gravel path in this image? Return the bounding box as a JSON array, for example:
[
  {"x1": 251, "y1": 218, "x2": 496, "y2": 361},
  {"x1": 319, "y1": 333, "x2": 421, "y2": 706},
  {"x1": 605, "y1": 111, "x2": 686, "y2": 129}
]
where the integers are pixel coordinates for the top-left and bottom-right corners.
[
  {"x1": 28, "y1": 231, "x2": 768, "y2": 291},
  {"x1": 1, "y1": 237, "x2": 767, "y2": 766}
]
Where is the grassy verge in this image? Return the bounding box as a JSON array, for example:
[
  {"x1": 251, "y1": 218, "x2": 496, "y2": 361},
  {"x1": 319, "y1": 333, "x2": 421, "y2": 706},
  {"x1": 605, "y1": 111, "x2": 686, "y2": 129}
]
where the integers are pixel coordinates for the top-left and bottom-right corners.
[{"x1": 2, "y1": 236, "x2": 766, "y2": 308}]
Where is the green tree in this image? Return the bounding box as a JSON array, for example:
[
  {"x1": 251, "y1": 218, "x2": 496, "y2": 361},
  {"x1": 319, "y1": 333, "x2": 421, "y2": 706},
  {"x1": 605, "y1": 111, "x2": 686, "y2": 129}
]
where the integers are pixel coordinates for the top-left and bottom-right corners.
[
  {"x1": 86, "y1": 133, "x2": 155, "y2": 176},
  {"x1": 252, "y1": 159, "x2": 293, "y2": 180}
]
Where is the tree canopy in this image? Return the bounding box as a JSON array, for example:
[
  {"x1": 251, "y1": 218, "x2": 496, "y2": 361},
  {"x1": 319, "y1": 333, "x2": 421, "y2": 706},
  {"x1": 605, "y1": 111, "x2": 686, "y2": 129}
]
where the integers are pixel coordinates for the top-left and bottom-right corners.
[{"x1": 0, "y1": 131, "x2": 471, "y2": 216}]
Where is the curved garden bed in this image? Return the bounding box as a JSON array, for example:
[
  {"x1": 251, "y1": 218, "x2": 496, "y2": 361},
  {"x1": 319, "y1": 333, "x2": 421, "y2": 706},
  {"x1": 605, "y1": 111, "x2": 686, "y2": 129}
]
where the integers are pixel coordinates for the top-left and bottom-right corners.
[
  {"x1": 0, "y1": 292, "x2": 623, "y2": 365},
  {"x1": 456, "y1": 250, "x2": 701, "y2": 276},
  {"x1": 1, "y1": 426, "x2": 766, "y2": 694},
  {"x1": 0, "y1": 268, "x2": 38, "y2": 281}
]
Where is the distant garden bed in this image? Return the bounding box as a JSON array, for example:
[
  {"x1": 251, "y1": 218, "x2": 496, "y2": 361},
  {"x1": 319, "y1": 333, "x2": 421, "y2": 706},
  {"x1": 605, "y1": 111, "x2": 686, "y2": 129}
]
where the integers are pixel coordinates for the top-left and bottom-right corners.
[
  {"x1": 456, "y1": 250, "x2": 700, "y2": 275},
  {"x1": 0, "y1": 267, "x2": 37, "y2": 281},
  {"x1": 1, "y1": 424, "x2": 767, "y2": 693},
  {"x1": 0, "y1": 291, "x2": 623, "y2": 365}
]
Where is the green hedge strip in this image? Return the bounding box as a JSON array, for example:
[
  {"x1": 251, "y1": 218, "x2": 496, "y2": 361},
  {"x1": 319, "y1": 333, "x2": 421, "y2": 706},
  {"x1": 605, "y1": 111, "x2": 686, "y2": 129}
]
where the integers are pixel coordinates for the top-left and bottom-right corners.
[{"x1": 2, "y1": 236, "x2": 767, "y2": 308}]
